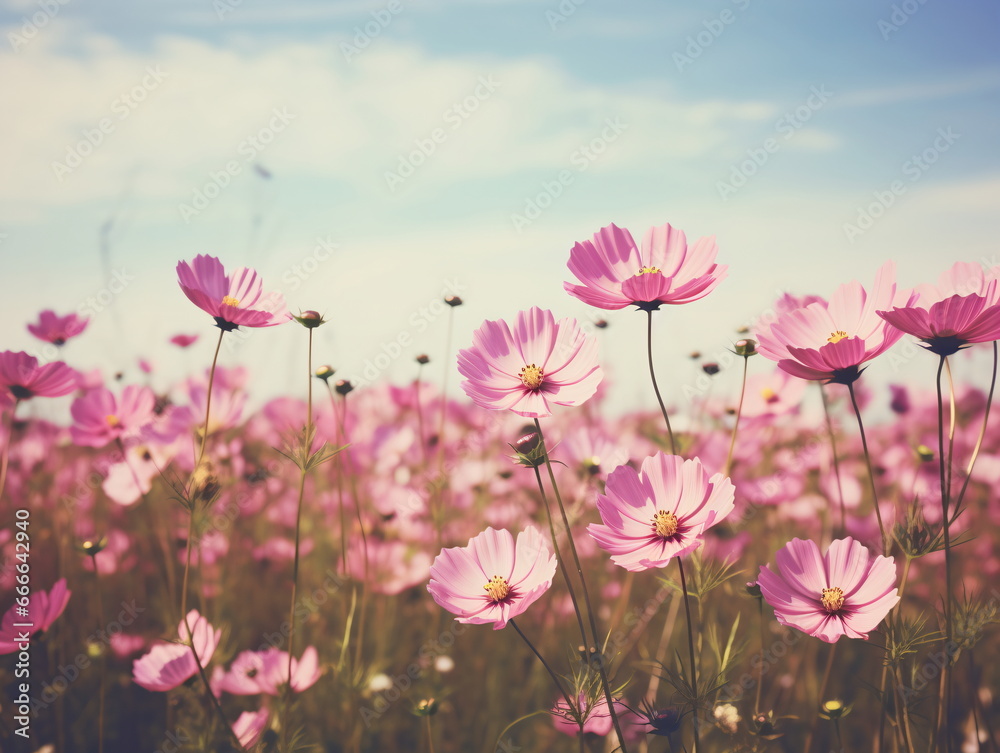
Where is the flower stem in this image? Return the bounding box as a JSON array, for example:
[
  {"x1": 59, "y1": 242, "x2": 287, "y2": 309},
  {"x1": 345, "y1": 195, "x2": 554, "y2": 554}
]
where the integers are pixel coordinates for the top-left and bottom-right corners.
[
  {"x1": 425, "y1": 716, "x2": 436, "y2": 753},
  {"x1": 723, "y1": 354, "x2": 750, "y2": 476},
  {"x1": 934, "y1": 355, "x2": 953, "y2": 752},
  {"x1": 531, "y1": 465, "x2": 588, "y2": 651},
  {"x1": 820, "y1": 384, "x2": 847, "y2": 533},
  {"x1": 195, "y1": 329, "x2": 225, "y2": 470},
  {"x1": 533, "y1": 418, "x2": 630, "y2": 753},
  {"x1": 509, "y1": 618, "x2": 577, "y2": 717},
  {"x1": 181, "y1": 612, "x2": 245, "y2": 751},
  {"x1": 676, "y1": 557, "x2": 700, "y2": 753},
  {"x1": 952, "y1": 341, "x2": 997, "y2": 515},
  {"x1": 90, "y1": 552, "x2": 105, "y2": 753},
  {"x1": 802, "y1": 641, "x2": 836, "y2": 753},
  {"x1": 645, "y1": 309, "x2": 677, "y2": 455},
  {"x1": 847, "y1": 381, "x2": 888, "y2": 555}
]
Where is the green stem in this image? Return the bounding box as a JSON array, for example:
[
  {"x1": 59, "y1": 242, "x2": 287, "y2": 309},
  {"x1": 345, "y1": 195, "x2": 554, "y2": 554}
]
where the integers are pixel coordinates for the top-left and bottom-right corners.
[
  {"x1": 677, "y1": 558, "x2": 700, "y2": 753},
  {"x1": 509, "y1": 618, "x2": 577, "y2": 716},
  {"x1": 820, "y1": 384, "x2": 847, "y2": 533},
  {"x1": 723, "y1": 355, "x2": 750, "y2": 476},
  {"x1": 803, "y1": 642, "x2": 836, "y2": 753},
  {"x1": 90, "y1": 552, "x2": 105, "y2": 753},
  {"x1": 952, "y1": 341, "x2": 997, "y2": 515},
  {"x1": 934, "y1": 355, "x2": 953, "y2": 753},
  {"x1": 181, "y1": 612, "x2": 245, "y2": 751},
  {"x1": 847, "y1": 381, "x2": 888, "y2": 555},
  {"x1": 645, "y1": 309, "x2": 677, "y2": 455},
  {"x1": 533, "y1": 418, "x2": 630, "y2": 753}
]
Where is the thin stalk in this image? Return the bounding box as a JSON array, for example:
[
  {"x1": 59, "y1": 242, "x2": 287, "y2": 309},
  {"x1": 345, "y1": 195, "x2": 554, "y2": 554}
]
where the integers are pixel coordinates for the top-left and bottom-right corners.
[
  {"x1": 847, "y1": 381, "x2": 888, "y2": 555},
  {"x1": 509, "y1": 618, "x2": 577, "y2": 716},
  {"x1": 952, "y1": 341, "x2": 997, "y2": 513},
  {"x1": 645, "y1": 310, "x2": 677, "y2": 455},
  {"x1": 644, "y1": 591, "x2": 681, "y2": 705},
  {"x1": 755, "y1": 596, "x2": 765, "y2": 716},
  {"x1": 723, "y1": 355, "x2": 750, "y2": 476},
  {"x1": 181, "y1": 612, "x2": 245, "y2": 751},
  {"x1": 934, "y1": 355, "x2": 953, "y2": 753},
  {"x1": 820, "y1": 385, "x2": 847, "y2": 533},
  {"x1": 677, "y1": 558, "x2": 700, "y2": 753},
  {"x1": 286, "y1": 328, "x2": 315, "y2": 715},
  {"x1": 195, "y1": 329, "x2": 225, "y2": 470},
  {"x1": 533, "y1": 418, "x2": 630, "y2": 753},
  {"x1": 90, "y1": 552, "x2": 105, "y2": 753},
  {"x1": 339, "y1": 391, "x2": 370, "y2": 671},
  {"x1": 803, "y1": 642, "x2": 837, "y2": 753},
  {"x1": 425, "y1": 716, "x2": 436, "y2": 753},
  {"x1": 531, "y1": 464, "x2": 588, "y2": 650}
]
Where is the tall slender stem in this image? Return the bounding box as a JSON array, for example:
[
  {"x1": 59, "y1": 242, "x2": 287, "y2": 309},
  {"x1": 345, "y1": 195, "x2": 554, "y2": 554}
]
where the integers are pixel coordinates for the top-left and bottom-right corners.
[
  {"x1": 509, "y1": 618, "x2": 577, "y2": 714},
  {"x1": 820, "y1": 385, "x2": 847, "y2": 533},
  {"x1": 195, "y1": 329, "x2": 225, "y2": 470},
  {"x1": 90, "y1": 552, "x2": 105, "y2": 753},
  {"x1": 847, "y1": 381, "x2": 888, "y2": 555},
  {"x1": 181, "y1": 612, "x2": 245, "y2": 751},
  {"x1": 531, "y1": 464, "x2": 588, "y2": 650},
  {"x1": 934, "y1": 355, "x2": 953, "y2": 753},
  {"x1": 723, "y1": 355, "x2": 750, "y2": 476},
  {"x1": 533, "y1": 419, "x2": 630, "y2": 753},
  {"x1": 952, "y1": 341, "x2": 997, "y2": 514},
  {"x1": 645, "y1": 310, "x2": 677, "y2": 455},
  {"x1": 802, "y1": 642, "x2": 837, "y2": 753},
  {"x1": 677, "y1": 558, "x2": 700, "y2": 753}
]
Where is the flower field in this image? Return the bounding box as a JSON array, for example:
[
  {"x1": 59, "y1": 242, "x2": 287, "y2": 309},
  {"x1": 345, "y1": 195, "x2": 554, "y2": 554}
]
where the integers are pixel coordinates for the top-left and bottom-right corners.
[{"x1": 2, "y1": 226, "x2": 999, "y2": 753}]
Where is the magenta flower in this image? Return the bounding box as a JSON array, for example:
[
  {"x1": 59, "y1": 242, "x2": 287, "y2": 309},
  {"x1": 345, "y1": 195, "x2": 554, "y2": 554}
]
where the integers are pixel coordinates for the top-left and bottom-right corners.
[
  {"x1": 564, "y1": 222, "x2": 727, "y2": 311},
  {"x1": 169, "y1": 333, "x2": 200, "y2": 348},
  {"x1": 0, "y1": 351, "x2": 78, "y2": 402},
  {"x1": 216, "y1": 647, "x2": 321, "y2": 696},
  {"x1": 552, "y1": 694, "x2": 630, "y2": 737},
  {"x1": 757, "y1": 537, "x2": 900, "y2": 643},
  {"x1": 177, "y1": 254, "x2": 289, "y2": 331},
  {"x1": 232, "y1": 708, "x2": 270, "y2": 748},
  {"x1": 70, "y1": 385, "x2": 156, "y2": 448},
  {"x1": 27, "y1": 310, "x2": 89, "y2": 345},
  {"x1": 877, "y1": 260, "x2": 1000, "y2": 356},
  {"x1": 457, "y1": 307, "x2": 602, "y2": 418},
  {"x1": 756, "y1": 262, "x2": 916, "y2": 384},
  {"x1": 132, "y1": 610, "x2": 221, "y2": 692},
  {"x1": 427, "y1": 526, "x2": 556, "y2": 630},
  {"x1": 0, "y1": 578, "x2": 71, "y2": 653},
  {"x1": 587, "y1": 453, "x2": 735, "y2": 571}
]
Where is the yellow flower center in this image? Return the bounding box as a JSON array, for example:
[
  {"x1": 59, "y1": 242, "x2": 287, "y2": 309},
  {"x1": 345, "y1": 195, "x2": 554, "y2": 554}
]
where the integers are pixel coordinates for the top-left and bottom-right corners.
[
  {"x1": 652, "y1": 510, "x2": 679, "y2": 538},
  {"x1": 222, "y1": 295, "x2": 240, "y2": 307},
  {"x1": 760, "y1": 387, "x2": 779, "y2": 404},
  {"x1": 827, "y1": 330, "x2": 848, "y2": 344},
  {"x1": 519, "y1": 364, "x2": 544, "y2": 390},
  {"x1": 637, "y1": 266, "x2": 661, "y2": 275},
  {"x1": 105, "y1": 414, "x2": 120, "y2": 427},
  {"x1": 483, "y1": 575, "x2": 511, "y2": 602},
  {"x1": 821, "y1": 587, "x2": 845, "y2": 613}
]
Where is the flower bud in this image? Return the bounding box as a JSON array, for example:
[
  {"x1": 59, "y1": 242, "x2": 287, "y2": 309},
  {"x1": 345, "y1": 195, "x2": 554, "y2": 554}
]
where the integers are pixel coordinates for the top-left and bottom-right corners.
[
  {"x1": 734, "y1": 338, "x2": 758, "y2": 357},
  {"x1": 293, "y1": 310, "x2": 326, "y2": 329},
  {"x1": 335, "y1": 380, "x2": 354, "y2": 396},
  {"x1": 315, "y1": 365, "x2": 335, "y2": 382},
  {"x1": 702, "y1": 362, "x2": 720, "y2": 376},
  {"x1": 445, "y1": 295, "x2": 463, "y2": 307},
  {"x1": 415, "y1": 354, "x2": 430, "y2": 365}
]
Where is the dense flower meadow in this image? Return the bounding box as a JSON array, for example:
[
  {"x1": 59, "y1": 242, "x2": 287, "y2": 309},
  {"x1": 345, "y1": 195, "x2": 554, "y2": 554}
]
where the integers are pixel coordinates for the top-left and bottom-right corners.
[{"x1": 2, "y1": 224, "x2": 999, "y2": 753}]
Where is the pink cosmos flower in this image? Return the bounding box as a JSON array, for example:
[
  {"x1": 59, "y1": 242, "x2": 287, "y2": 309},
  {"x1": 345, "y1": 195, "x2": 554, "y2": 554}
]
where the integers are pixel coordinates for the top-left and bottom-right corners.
[
  {"x1": 564, "y1": 222, "x2": 727, "y2": 311},
  {"x1": 27, "y1": 310, "x2": 89, "y2": 345},
  {"x1": 170, "y1": 333, "x2": 200, "y2": 348},
  {"x1": 177, "y1": 254, "x2": 289, "y2": 331},
  {"x1": 552, "y1": 694, "x2": 630, "y2": 736},
  {"x1": 132, "y1": 610, "x2": 221, "y2": 691},
  {"x1": 757, "y1": 537, "x2": 900, "y2": 643},
  {"x1": 0, "y1": 351, "x2": 78, "y2": 402},
  {"x1": 587, "y1": 453, "x2": 735, "y2": 571},
  {"x1": 0, "y1": 578, "x2": 71, "y2": 653},
  {"x1": 877, "y1": 261, "x2": 1000, "y2": 356},
  {"x1": 457, "y1": 307, "x2": 602, "y2": 418},
  {"x1": 427, "y1": 526, "x2": 556, "y2": 630},
  {"x1": 70, "y1": 385, "x2": 156, "y2": 448},
  {"x1": 216, "y1": 647, "x2": 321, "y2": 696},
  {"x1": 232, "y1": 708, "x2": 270, "y2": 748},
  {"x1": 756, "y1": 262, "x2": 915, "y2": 384}
]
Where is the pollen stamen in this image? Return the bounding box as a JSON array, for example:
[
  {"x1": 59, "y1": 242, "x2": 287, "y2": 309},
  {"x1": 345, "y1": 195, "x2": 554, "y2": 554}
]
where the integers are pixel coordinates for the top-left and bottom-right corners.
[
  {"x1": 827, "y1": 330, "x2": 848, "y2": 344},
  {"x1": 637, "y1": 266, "x2": 662, "y2": 275},
  {"x1": 761, "y1": 387, "x2": 779, "y2": 404},
  {"x1": 105, "y1": 414, "x2": 120, "y2": 428},
  {"x1": 222, "y1": 295, "x2": 240, "y2": 307},
  {"x1": 652, "y1": 510, "x2": 679, "y2": 538},
  {"x1": 484, "y1": 575, "x2": 511, "y2": 602},
  {"x1": 519, "y1": 364, "x2": 544, "y2": 390},
  {"x1": 821, "y1": 586, "x2": 845, "y2": 613}
]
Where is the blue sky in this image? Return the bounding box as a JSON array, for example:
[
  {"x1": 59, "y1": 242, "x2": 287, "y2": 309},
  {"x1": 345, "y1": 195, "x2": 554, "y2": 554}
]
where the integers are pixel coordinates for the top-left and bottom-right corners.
[{"x1": 2, "y1": 0, "x2": 998, "y2": 419}]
